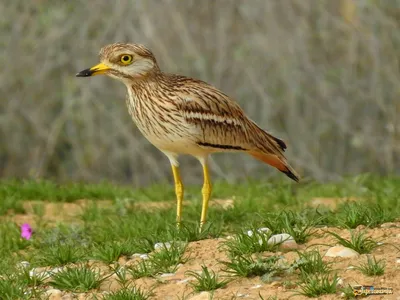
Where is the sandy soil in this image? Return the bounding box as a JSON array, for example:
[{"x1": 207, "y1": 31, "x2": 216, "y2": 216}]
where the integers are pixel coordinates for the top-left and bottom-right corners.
[{"x1": 6, "y1": 199, "x2": 400, "y2": 299}]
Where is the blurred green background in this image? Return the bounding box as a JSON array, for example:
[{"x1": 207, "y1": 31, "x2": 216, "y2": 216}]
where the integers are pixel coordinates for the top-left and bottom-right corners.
[{"x1": 1, "y1": 0, "x2": 399, "y2": 186}]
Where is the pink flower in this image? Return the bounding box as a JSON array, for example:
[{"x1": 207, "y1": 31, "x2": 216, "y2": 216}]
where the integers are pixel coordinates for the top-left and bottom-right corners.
[{"x1": 21, "y1": 223, "x2": 33, "y2": 240}]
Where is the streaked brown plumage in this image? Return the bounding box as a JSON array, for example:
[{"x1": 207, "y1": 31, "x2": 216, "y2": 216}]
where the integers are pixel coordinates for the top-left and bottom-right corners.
[{"x1": 76, "y1": 42, "x2": 300, "y2": 229}]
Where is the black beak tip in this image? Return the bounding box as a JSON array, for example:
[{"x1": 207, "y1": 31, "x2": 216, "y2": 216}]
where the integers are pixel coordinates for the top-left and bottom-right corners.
[{"x1": 76, "y1": 68, "x2": 93, "y2": 77}]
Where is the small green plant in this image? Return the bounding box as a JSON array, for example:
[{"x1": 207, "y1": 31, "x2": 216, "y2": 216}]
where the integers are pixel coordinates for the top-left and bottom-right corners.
[
  {"x1": 102, "y1": 286, "x2": 153, "y2": 300},
  {"x1": 327, "y1": 230, "x2": 381, "y2": 254},
  {"x1": 19, "y1": 267, "x2": 49, "y2": 287},
  {"x1": 49, "y1": 265, "x2": 104, "y2": 292},
  {"x1": 185, "y1": 265, "x2": 230, "y2": 292},
  {"x1": 167, "y1": 222, "x2": 221, "y2": 242},
  {"x1": 221, "y1": 254, "x2": 281, "y2": 278},
  {"x1": 355, "y1": 255, "x2": 385, "y2": 276},
  {"x1": 292, "y1": 250, "x2": 332, "y2": 277},
  {"x1": 340, "y1": 284, "x2": 356, "y2": 299},
  {"x1": 150, "y1": 241, "x2": 188, "y2": 273},
  {"x1": 262, "y1": 211, "x2": 319, "y2": 244},
  {"x1": 110, "y1": 264, "x2": 130, "y2": 288},
  {"x1": 33, "y1": 242, "x2": 86, "y2": 266},
  {"x1": 127, "y1": 259, "x2": 154, "y2": 279},
  {"x1": 120, "y1": 237, "x2": 154, "y2": 256},
  {"x1": 222, "y1": 229, "x2": 280, "y2": 257},
  {"x1": 333, "y1": 202, "x2": 396, "y2": 229},
  {"x1": 296, "y1": 273, "x2": 339, "y2": 297},
  {"x1": 0, "y1": 276, "x2": 30, "y2": 300},
  {"x1": 92, "y1": 242, "x2": 123, "y2": 264}
]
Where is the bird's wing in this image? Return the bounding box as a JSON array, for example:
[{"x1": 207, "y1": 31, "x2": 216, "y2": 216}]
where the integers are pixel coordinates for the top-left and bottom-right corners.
[
  {"x1": 175, "y1": 77, "x2": 286, "y2": 154},
  {"x1": 174, "y1": 76, "x2": 299, "y2": 181}
]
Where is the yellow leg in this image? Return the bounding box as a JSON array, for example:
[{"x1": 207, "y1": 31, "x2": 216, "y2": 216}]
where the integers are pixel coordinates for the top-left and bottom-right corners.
[
  {"x1": 171, "y1": 165, "x2": 184, "y2": 227},
  {"x1": 200, "y1": 162, "x2": 212, "y2": 231}
]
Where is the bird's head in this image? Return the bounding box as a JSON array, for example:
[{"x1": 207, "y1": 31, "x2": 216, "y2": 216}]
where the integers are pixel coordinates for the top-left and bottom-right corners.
[{"x1": 76, "y1": 43, "x2": 159, "y2": 82}]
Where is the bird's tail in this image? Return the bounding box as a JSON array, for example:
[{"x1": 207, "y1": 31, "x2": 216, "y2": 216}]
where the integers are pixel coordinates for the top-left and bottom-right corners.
[{"x1": 249, "y1": 151, "x2": 300, "y2": 182}]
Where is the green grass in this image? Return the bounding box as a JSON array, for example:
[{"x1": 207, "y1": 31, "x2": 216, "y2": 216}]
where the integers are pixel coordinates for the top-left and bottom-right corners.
[
  {"x1": 126, "y1": 241, "x2": 188, "y2": 279},
  {"x1": 149, "y1": 241, "x2": 188, "y2": 273},
  {"x1": 222, "y1": 228, "x2": 282, "y2": 257},
  {"x1": 128, "y1": 259, "x2": 155, "y2": 279},
  {"x1": 220, "y1": 254, "x2": 283, "y2": 278},
  {"x1": 102, "y1": 286, "x2": 153, "y2": 300},
  {"x1": 49, "y1": 265, "x2": 104, "y2": 292},
  {"x1": 91, "y1": 241, "x2": 124, "y2": 264},
  {"x1": 31, "y1": 241, "x2": 86, "y2": 266},
  {"x1": 355, "y1": 255, "x2": 386, "y2": 276},
  {"x1": 291, "y1": 249, "x2": 333, "y2": 278},
  {"x1": 296, "y1": 273, "x2": 339, "y2": 297},
  {"x1": 0, "y1": 274, "x2": 45, "y2": 300},
  {"x1": 185, "y1": 265, "x2": 230, "y2": 292},
  {"x1": 0, "y1": 176, "x2": 399, "y2": 297},
  {"x1": 327, "y1": 230, "x2": 381, "y2": 254},
  {"x1": 330, "y1": 202, "x2": 396, "y2": 229},
  {"x1": 261, "y1": 210, "x2": 320, "y2": 244}
]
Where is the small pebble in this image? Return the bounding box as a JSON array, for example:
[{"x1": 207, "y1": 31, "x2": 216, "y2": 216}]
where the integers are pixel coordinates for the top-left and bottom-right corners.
[
  {"x1": 50, "y1": 267, "x2": 64, "y2": 274},
  {"x1": 336, "y1": 277, "x2": 344, "y2": 286},
  {"x1": 154, "y1": 242, "x2": 171, "y2": 250},
  {"x1": 189, "y1": 291, "x2": 213, "y2": 300},
  {"x1": 396, "y1": 258, "x2": 400, "y2": 264},
  {"x1": 160, "y1": 273, "x2": 175, "y2": 277},
  {"x1": 247, "y1": 227, "x2": 271, "y2": 237},
  {"x1": 139, "y1": 254, "x2": 149, "y2": 260},
  {"x1": 380, "y1": 222, "x2": 398, "y2": 228},
  {"x1": 44, "y1": 289, "x2": 62, "y2": 300},
  {"x1": 130, "y1": 253, "x2": 143, "y2": 258},
  {"x1": 325, "y1": 246, "x2": 359, "y2": 258},
  {"x1": 250, "y1": 284, "x2": 262, "y2": 289},
  {"x1": 268, "y1": 233, "x2": 298, "y2": 250},
  {"x1": 347, "y1": 265, "x2": 355, "y2": 269},
  {"x1": 17, "y1": 261, "x2": 30, "y2": 269},
  {"x1": 177, "y1": 278, "x2": 193, "y2": 284}
]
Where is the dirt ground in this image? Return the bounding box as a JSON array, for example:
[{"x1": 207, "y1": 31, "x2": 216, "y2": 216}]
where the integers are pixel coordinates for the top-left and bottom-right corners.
[{"x1": 7, "y1": 199, "x2": 400, "y2": 300}]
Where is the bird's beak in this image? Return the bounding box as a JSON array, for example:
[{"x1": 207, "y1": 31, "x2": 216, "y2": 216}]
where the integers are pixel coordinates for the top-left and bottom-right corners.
[{"x1": 76, "y1": 62, "x2": 110, "y2": 77}]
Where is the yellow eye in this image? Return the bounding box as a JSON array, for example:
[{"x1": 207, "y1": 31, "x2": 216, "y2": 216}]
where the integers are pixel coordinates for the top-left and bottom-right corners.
[{"x1": 120, "y1": 54, "x2": 133, "y2": 65}]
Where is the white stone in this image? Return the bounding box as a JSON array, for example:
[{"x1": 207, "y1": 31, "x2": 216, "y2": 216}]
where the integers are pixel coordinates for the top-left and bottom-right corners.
[
  {"x1": 131, "y1": 253, "x2": 143, "y2": 258},
  {"x1": 325, "y1": 246, "x2": 359, "y2": 258},
  {"x1": 189, "y1": 291, "x2": 212, "y2": 300},
  {"x1": 139, "y1": 254, "x2": 149, "y2": 260},
  {"x1": 380, "y1": 222, "x2": 398, "y2": 228},
  {"x1": 50, "y1": 267, "x2": 65, "y2": 274},
  {"x1": 45, "y1": 289, "x2": 62, "y2": 300},
  {"x1": 154, "y1": 242, "x2": 172, "y2": 250},
  {"x1": 17, "y1": 261, "x2": 30, "y2": 269},
  {"x1": 268, "y1": 233, "x2": 293, "y2": 245},
  {"x1": 337, "y1": 277, "x2": 344, "y2": 286},
  {"x1": 347, "y1": 265, "x2": 355, "y2": 269},
  {"x1": 250, "y1": 284, "x2": 262, "y2": 289},
  {"x1": 177, "y1": 278, "x2": 194, "y2": 284},
  {"x1": 268, "y1": 233, "x2": 298, "y2": 250},
  {"x1": 247, "y1": 227, "x2": 271, "y2": 237},
  {"x1": 160, "y1": 273, "x2": 175, "y2": 277}
]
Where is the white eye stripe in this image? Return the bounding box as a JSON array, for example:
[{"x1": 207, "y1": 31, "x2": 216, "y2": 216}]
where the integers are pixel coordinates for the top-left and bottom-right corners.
[{"x1": 185, "y1": 111, "x2": 241, "y2": 126}]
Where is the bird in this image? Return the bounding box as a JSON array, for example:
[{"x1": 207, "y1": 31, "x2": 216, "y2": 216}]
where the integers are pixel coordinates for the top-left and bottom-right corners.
[{"x1": 76, "y1": 42, "x2": 300, "y2": 230}]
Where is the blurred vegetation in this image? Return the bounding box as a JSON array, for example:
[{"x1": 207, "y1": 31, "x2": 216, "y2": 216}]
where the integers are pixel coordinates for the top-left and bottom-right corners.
[{"x1": 0, "y1": 0, "x2": 399, "y2": 186}]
